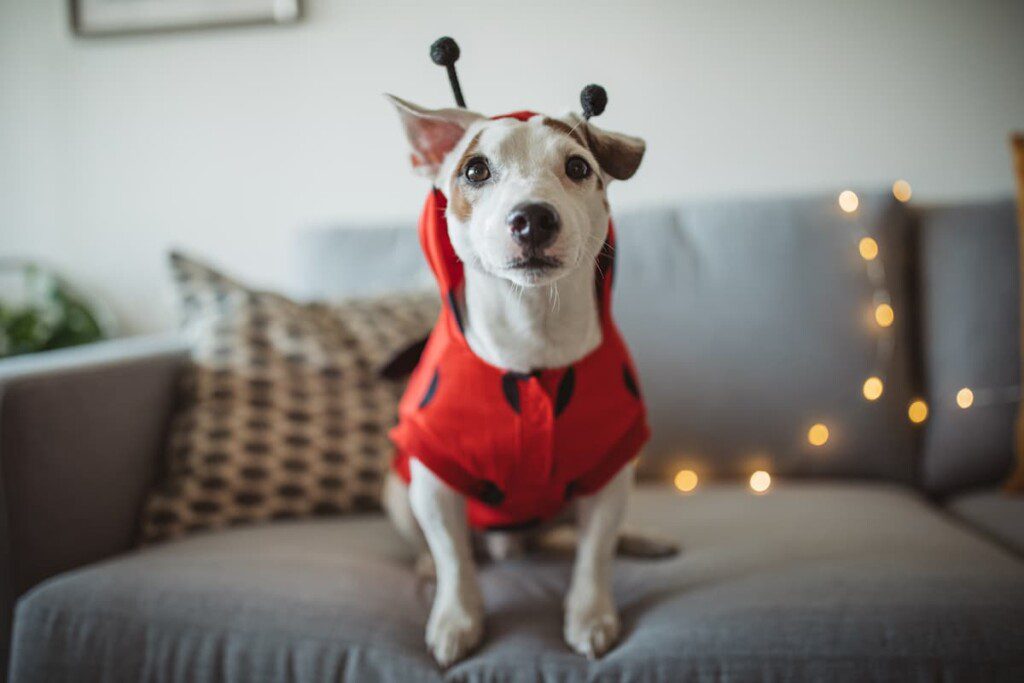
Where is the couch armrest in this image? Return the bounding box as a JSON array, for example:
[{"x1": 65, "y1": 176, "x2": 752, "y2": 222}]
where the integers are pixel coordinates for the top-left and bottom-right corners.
[{"x1": 0, "y1": 335, "x2": 188, "y2": 601}]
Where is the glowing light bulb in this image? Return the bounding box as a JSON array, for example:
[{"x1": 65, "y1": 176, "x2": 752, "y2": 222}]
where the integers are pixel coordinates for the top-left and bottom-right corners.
[
  {"x1": 807, "y1": 423, "x2": 830, "y2": 446},
  {"x1": 859, "y1": 237, "x2": 879, "y2": 261},
  {"x1": 838, "y1": 190, "x2": 859, "y2": 213},
  {"x1": 875, "y1": 303, "x2": 894, "y2": 327},
  {"x1": 862, "y1": 376, "x2": 884, "y2": 401},
  {"x1": 956, "y1": 388, "x2": 974, "y2": 409},
  {"x1": 892, "y1": 180, "x2": 912, "y2": 202},
  {"x1": 674, "y1": 469, "x2": 699, "y2": 493},
  {"x1": 749, "y1": 470, "x2": 772, "y2": 493},
  {"x1": 908, "y1": 399, "x2": 929, "y2": 424}
]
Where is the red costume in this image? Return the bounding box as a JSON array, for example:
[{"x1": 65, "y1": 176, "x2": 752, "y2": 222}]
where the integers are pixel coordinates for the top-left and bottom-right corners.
[{"x1": 390, "y1": 112, "x2": 649, "y2": 531}]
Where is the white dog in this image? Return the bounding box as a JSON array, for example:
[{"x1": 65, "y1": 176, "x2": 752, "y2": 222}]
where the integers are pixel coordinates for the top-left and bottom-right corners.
[{"x1": 382, "y1": 92, "x2": 668, "y2": 667}]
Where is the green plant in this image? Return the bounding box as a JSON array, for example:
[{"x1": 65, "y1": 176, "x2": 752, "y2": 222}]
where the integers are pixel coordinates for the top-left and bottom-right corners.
[{"x1": 0, "y1": 263, "x2": 108, "y2": 358}]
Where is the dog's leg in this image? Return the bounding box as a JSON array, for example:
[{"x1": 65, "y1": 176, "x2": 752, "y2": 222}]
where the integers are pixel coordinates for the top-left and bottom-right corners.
[
  {"x1": 408, "y1": 459, "x2": 484, "y2": 667},
  {"x1": 382, "y1": 471, "x2": 436, "y2": 579},
  {"x1": 564, "y1": 462, "x2": 632, "y2": 658}
]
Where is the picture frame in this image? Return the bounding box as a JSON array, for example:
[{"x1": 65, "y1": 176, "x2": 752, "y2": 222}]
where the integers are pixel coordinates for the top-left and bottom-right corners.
[{"x1": 70, "y1": 0, "x2": 302, "y2": 37}]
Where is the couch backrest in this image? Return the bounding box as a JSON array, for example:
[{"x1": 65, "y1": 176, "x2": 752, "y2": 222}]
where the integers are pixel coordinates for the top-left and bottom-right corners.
[
  {"x1": 297, "y1": 225, "x2": 434, "y2": 301},
  {"x1": 297, "y1": 191, "x2": 929, "y2": 485},
  {"x1": 915, "y1": 200, "x2": 1020, "y2": 496},
  {"x1": 618, "y1": 196, "x2": 920, "y2": 483}
]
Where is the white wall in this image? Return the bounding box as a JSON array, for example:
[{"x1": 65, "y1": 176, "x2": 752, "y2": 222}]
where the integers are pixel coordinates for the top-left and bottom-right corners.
[{"x1": 2, "y1": 0, "x2": 1023, "y2": 333}]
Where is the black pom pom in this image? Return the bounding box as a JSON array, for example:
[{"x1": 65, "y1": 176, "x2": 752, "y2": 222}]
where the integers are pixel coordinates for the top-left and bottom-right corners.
[
  {"x1": 580, "y1": 84, "x2": 608, "y2": 120},
  {"x1": 430, "y1": 37, "x2": 467, "y2": 108},
  {"x1": 430, "y1": 37, "x2": 461, "y2": 67}
]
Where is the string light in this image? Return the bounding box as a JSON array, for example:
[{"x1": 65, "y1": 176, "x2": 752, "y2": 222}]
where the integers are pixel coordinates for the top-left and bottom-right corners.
[
  {"x1": 749, "y1": 470, "x2": 771, "y2": 493},
  {"x1": 874, "y1": 303, "x2": 895, "y2": 327},
  {"x1": 807, "y1": 423, "x2": 830, "y2": 446},
  {"x1": 670, "y1": 182, "x2": 1014, "y2": 493},
  {"x1": 892, "y1": 180, "x2": 912, "y2": 202},
  {"x1": 956, "y1": 388, "x2": 974, "y2": 409},
  {"x1": 862, "y1": 376, "x2": 884, "y2": 401},
  {"x1": 908, "y1": 399, "x2": 929, "y2": 424},
  {"x1": 674, "y1": 469, "x2": 699, "y2": 493},
  {"x1": 838, "y1": 190, "x2": 859, "y2": 213},
  {"x1": 858, "y1": 237, "x2": 879, "y2": 261}
]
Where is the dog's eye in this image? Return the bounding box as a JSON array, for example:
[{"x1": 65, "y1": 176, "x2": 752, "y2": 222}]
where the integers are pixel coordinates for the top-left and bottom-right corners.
[
  {"x1": 464, "y1": 158, "x2": 491, "y2": 184},
  {"x1": 565, "y1": 156, "x2": 591, "y2": 181}
]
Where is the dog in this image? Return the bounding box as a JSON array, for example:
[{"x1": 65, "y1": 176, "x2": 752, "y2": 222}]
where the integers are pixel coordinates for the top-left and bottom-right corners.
[{"x1": 382, "y1": 93, "x2": 670, "y2": 667}]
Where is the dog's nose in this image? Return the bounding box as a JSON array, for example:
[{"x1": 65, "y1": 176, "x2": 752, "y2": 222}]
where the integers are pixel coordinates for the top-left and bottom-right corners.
[{"x1": 507, "y1": 202, "x2": 560, "y2": 249}]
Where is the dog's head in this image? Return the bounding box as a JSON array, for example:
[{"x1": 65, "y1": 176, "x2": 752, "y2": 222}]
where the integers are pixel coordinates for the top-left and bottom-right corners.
[{"x1": 387, "y1": 95, "x2": 645, "y2": 287}]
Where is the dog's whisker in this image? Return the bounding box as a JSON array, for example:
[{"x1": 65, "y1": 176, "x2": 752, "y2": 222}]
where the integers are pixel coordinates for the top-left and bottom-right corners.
[{"x1": 548, "y1": 282, "x2": 561, "y2": 314}]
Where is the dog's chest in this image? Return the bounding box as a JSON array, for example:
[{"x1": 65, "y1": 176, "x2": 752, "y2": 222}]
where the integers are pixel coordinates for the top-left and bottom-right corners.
[{"x1": 459, "y1": 270, "x2": 603, "y2": 374}]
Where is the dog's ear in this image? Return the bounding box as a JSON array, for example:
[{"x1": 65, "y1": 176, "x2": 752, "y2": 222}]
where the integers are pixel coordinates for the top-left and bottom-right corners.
[
  {"x1": 385, "y1": 94, "x2": 485, "y2": 179},
  {"x1": 577, "y1": 117, "x2": 646, "y2": 181}
]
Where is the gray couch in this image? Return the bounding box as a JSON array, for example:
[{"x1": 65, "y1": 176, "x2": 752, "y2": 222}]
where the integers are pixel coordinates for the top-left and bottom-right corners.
[{"x1": 3, "y1": 192, "x2": 1024, "y2": 681}]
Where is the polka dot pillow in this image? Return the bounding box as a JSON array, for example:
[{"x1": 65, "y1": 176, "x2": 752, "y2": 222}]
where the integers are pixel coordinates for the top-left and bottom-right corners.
[{"x1": 138, "y1": 252, "x2": 438, "y2": 544}]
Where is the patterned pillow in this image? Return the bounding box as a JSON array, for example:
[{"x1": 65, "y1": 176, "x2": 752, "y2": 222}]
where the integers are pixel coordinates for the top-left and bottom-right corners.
[{"x1": 138, "y1": 253, "x2": 438, "y2": 543}]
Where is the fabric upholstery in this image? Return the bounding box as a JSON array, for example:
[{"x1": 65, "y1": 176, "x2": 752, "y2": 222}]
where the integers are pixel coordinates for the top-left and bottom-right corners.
[
  {"x1": 139, "y1": 254, "x2": 439, "y2": 543},
  {"x1": 0, "y1": 336, "x2": 187, "y2": 597},
  {"x1": 297, "y1": 224, "x2": 435, "y2": 301},
  {"x1": 916, "y1": 201, "x2": 1020, "y2": 495},
  {"x1": 10, "y1": 483, "x2": 1024, "y2": 682},
  {"x1": 614, "y1": 196, "x2": 917, "y2": 481},
  {"x1": 948, "y1": 488, "x2": 1024, "y2": 555},
  {"x1": 0, "y1": 336, "x2": 187, "y2": 674},
  {"x1": 299, "y1": 195, "x2": 919, "y2": 483}
]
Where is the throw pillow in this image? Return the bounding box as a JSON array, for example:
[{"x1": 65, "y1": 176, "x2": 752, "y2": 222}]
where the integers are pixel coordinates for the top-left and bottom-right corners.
[{"x1": 138, "y1": 253, "x2": 438, "y2": 543}]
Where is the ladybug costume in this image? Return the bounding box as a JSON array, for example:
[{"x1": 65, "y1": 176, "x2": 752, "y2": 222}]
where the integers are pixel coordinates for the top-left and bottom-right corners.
[{"x1": 390, "y1": 112, "x2": 649, "y2": 530}]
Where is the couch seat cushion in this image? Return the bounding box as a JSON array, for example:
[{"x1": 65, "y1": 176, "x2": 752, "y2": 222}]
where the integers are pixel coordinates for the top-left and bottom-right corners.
[
  {"x1": 947, "y1": 488, "x2": 1024, "y2": 555},
  {"x1": 10, "y1": 483, "x2": 1024, "y2": 682}
]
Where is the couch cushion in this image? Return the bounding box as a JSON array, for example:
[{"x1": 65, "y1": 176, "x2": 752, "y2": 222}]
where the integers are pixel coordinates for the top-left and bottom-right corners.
[
  {"x1": 947, "y1": 488, "x2": 1024, "y2": 555},
  {"x1": 916, "y1": 201, "x2": 1020, "y2": 496},
  {"x1": 297, "y1": 223, "x2": 433, "y2": 301},
  {"x1": 615, "y1": 196, "x2": 917, "y2": 482},
  {"x1": 298, "y1": 194, "x2": 919, "y2": 483},
  {"x1": 11, "y1": 483, "x2": 1024, "y2": 682}
]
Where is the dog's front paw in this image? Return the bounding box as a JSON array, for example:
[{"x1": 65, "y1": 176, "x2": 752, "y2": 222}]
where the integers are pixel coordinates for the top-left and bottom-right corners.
[
  {"x1": 426, "y1": 593, "x2": 484, "y2": 667},
  {"x1": 564, "y1": 591, "x2": 620, "y2": 659}
]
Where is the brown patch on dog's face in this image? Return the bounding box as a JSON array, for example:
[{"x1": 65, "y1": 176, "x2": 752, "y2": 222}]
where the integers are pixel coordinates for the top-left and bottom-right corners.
[
  {"x1": 542, "y1": 117, "x2": 587, "y2": 148},
  {"x1": 543, "y1": 117, "x2": 604, "y2": 190},
  {"x1": 449, "y1": 131, "x2": 483, "y2": 222}
]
